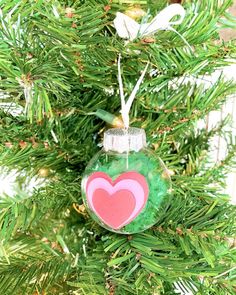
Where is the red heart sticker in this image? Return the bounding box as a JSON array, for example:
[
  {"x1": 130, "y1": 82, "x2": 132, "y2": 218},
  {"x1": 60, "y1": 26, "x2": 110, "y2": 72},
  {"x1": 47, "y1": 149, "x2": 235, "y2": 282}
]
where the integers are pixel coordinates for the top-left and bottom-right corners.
[{"x1": 86, "y1": 171, "x2": 149, "y2": 230}]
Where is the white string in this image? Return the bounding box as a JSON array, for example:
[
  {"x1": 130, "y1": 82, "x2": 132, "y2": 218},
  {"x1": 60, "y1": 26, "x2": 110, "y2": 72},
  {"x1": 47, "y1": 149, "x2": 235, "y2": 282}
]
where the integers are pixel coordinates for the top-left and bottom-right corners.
[
  {"x1": 117, "y1": 57, "x2": 149, "y2": 129},
  {"x1": 117, "y1": 54, "x2": 125, "y2": 111},
  {"x1": 125, "y1": 62, "x2": 149, "y2": 113}
]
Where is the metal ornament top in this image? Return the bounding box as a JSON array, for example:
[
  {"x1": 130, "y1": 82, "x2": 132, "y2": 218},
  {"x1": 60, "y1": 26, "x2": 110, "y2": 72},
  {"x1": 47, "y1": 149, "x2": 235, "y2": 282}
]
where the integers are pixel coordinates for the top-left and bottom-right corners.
[{"x1": 103, "y1": 127, "x2": 147, "y2": 153}]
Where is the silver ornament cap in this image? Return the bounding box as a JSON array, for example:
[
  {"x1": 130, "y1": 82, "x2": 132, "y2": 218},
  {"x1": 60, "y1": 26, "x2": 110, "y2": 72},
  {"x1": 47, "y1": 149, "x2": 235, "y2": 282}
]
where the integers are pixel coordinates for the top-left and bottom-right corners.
[{"x1": 103, "y1": 127, "x2": 146, "y2": 153}]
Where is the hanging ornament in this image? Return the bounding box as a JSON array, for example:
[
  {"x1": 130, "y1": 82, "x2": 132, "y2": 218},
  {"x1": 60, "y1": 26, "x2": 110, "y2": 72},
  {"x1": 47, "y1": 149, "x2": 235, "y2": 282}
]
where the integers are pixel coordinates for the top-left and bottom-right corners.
[
  {"x1": 113, "y1": 4, "x2": 192, "y2": 51},
  {"x1": 81, "y1": 56, "x2": 171, "y2": 234},
  {"x1": 114, "y1": 4, "x2": 185, "y2": 41}
]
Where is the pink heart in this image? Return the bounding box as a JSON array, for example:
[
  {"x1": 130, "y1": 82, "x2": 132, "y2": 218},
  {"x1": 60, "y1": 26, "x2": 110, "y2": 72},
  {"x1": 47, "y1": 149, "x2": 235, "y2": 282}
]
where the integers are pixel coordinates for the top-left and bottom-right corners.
[{"x1": 85, "y1": 171, "x2": 149, "y2": 230}]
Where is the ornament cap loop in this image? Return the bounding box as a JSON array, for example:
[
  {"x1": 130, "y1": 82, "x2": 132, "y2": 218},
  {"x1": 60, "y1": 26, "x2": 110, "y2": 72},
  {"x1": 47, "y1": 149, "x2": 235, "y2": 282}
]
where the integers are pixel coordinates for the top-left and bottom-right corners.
[{"x1": 103, "y1": 127, "x2": 146, "y2": 153}]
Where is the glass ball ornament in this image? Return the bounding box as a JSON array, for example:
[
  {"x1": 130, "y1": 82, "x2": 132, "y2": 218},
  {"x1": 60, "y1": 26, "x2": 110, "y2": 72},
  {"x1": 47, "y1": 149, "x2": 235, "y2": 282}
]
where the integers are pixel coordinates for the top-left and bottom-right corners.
[{"x1": 81, "y1": 127, "x2": 171, "y2": 234}]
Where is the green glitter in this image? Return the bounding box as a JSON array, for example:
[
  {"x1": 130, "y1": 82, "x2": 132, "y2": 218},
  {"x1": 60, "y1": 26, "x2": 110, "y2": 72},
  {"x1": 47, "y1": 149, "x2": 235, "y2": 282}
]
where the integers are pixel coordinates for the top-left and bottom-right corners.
[{"x1": 82, "y1": 149, "x2": 171, "y2": 234}]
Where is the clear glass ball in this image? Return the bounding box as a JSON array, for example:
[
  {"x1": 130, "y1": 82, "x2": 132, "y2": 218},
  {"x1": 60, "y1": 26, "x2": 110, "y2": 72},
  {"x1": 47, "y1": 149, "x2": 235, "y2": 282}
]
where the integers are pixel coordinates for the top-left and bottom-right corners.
[{"x1": 81, "y1": 146, "x2": 171, "y2": 234}]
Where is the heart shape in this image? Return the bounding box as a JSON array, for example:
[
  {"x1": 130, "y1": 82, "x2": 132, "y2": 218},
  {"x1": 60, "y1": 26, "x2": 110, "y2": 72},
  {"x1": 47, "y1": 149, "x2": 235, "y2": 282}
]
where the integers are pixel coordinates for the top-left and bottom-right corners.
[{"x1": 85, "y1": 171, "x2": 149, "y2": 230}]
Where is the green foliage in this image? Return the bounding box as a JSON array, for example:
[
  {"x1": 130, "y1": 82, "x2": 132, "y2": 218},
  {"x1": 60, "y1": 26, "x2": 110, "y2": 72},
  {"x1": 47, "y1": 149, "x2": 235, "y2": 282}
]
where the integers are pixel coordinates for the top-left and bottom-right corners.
[{"x1": 0, "y1": 0, "x2": 236, "y2": 294}]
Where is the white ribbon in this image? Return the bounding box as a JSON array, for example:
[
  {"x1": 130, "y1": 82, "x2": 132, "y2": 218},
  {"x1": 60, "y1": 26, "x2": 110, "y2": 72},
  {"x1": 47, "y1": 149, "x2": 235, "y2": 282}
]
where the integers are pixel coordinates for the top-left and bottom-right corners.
[
  {"x1": 114, "y1": 4, "x2": 186, "y2": 41},
  {"x1": 118, "y1": 55, "x2": 149, "y2": 129}
]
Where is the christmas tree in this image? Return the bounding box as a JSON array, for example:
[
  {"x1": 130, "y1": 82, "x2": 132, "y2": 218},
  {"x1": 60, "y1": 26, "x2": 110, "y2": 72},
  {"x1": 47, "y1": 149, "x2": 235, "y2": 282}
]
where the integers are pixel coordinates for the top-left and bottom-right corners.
[{"x1": 0, "y1": 0, "x2": 236, "y2": 294}]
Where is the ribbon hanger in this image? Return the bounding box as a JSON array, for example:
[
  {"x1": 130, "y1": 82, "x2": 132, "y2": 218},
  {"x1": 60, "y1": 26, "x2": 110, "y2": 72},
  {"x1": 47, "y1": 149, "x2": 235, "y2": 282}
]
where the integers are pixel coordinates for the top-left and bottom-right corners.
[
  {"x1": 114, "y1": 4, "x2": 192, "y2": 51},
  {"x1": 117, "y1": 55, "x2": 149, "y2": 129}
]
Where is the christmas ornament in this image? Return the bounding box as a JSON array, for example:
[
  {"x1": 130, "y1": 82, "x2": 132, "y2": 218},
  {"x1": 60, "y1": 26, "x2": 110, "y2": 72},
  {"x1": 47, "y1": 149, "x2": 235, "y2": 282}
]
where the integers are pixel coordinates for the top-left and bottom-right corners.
[
  {"x1": 82, "y1": 128, "x2": 171, "y2": 234},
  {"x1": 81, "y1": 56, "x2": 171, "y2": 234},
  {"x1": 114, "y1": 4, "x2": 185, "y2": 41},
  {"x1": 113, "y1": 3, "x2": 191, "y2": 50}
]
